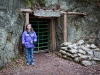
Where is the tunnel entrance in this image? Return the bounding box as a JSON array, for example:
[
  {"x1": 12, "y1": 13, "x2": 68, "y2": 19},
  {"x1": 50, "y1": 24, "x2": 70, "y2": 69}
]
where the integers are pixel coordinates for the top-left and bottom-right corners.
[{"x1": 29, "y1": 18, "x2": 50, "y2": 53}]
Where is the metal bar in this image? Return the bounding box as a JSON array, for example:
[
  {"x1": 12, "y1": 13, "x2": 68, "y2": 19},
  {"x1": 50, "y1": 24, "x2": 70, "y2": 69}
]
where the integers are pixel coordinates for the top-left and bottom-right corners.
[
  {"x1": 39, "y1": 45, "x2": 49, "y2": 48},
  {"x1": 39, "y1": 35, "x2": 49, "y2": 37},
  {"x1": 33, "y1": 28, "x2": 49, "y2": 29},
  {"x1": 30, "y1": 21, "x2": 49, "y2": 22},
  {"x1": 39, "y1": 38, "x2": 49, "y2": 41},
  {"x1": 34, "y1": 50, "x2": 49, "y2": 53},
  {"x1": 38, "y1": 31, "x2": 49, "y2": 33},
  {"x1": 39, "y1": 42, "x2": 49, "y2": 44},
  {"x1": 38, "y1": 22, "x2": 39, "y2": 51}
]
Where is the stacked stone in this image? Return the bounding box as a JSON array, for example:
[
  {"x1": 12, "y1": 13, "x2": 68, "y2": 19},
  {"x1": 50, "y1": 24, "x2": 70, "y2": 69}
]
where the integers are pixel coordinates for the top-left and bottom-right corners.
[{"x1": 59, "y1": 40, "x2": 100, "y2": 66}]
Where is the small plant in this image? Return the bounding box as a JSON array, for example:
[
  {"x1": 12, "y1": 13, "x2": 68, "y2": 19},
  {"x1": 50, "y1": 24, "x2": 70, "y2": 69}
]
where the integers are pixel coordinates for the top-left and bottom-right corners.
[
  {"x1": 38, "y1": 0, "x2": 46, "y2": 6},
  {"x1": 26, "y1": 0, "x2": 34, "y2": 7}
]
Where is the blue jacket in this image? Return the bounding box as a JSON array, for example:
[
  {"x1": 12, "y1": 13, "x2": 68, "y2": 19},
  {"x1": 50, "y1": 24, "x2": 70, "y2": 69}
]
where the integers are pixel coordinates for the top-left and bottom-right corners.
[{"x1": 22, "y1": 31, "x2": 37, "y2": 48}]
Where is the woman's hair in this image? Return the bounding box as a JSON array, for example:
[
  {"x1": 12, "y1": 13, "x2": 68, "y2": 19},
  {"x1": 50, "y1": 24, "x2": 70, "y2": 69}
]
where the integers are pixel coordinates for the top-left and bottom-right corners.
[{"x1": 26, "y1": 23, "x2": 34, "y2": 32}]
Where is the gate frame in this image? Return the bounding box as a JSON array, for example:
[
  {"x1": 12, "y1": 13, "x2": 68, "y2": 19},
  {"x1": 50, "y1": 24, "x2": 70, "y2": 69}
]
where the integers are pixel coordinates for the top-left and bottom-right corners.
[{"x1": 24, "y1": 13, "x2": 56, "y2": 52}]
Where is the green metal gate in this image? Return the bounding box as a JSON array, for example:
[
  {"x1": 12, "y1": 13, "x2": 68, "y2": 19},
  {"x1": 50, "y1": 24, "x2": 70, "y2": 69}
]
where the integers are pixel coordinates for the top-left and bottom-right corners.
[{"x1": 30, "y1": 19, "x2": 50, "y2": 53}]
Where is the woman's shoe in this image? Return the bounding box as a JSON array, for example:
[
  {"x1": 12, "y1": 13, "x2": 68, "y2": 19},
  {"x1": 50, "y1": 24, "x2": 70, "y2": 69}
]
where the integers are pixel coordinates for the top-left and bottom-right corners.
[
  {"x1": 26, "y1": 63, "x2": 29, "y2": 66},
  {"x1": 31, "y1": 63, "x2": 34, "y2": 66}
]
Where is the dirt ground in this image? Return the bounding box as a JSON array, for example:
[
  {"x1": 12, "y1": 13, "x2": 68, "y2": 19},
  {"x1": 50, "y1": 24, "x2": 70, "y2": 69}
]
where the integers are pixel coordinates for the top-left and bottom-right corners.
[{"x1": 0, "y1": 52, "x2": 100, "y2": 75}]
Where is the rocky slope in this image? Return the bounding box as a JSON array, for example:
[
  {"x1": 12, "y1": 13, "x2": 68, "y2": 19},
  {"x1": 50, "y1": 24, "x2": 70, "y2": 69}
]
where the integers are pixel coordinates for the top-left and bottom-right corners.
[
  {"x1": 45, "y1": 0, "x2": 100, "y2": 49},
  {"x1": 0, "y1": 0, "x2": 25, "y2": 68}
]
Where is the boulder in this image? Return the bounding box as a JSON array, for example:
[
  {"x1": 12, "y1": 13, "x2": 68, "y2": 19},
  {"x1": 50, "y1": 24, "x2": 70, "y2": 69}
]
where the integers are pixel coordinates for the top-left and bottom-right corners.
[
  {"x1": 59, "y1": 50, "x2": 67, "y2": 55},
  {"x1": 67, "y1": 47, "x2": 72, "y2": 50},
  {"x1": 73, "y1": 45, "x2": 78, "y2": 49},
  {"x1": 94, "y1": 48, "x2": 100, "y2": 51},
  {"x1": 90, "y1": 44, "x2": 97, "y2": 49},
  {"x1": 93, "y1": 50, "x2": 100, "y2": 59},
  {"x1": 66, "y1": 53, "x2": 78, "y2": 58},
  {"x1": 78, "y1": 49, "x2": 86, "y2": 55},
  {"x1": 77, "y1": 40, "x2": 84, "y2": 45},
  {"x1": 0, "y1": 60, "x2": 3, "y2": 69},
  {"x1": 62, "y1": 55, "x2": 67, "y2": 59},
  {"x1": 93, "y1": 57, "x2": 100, "y2": 61},
  {"x1": 81, "y1": 45, "x2": 90, "y2": 51},
  {"x1": 67, "y1": 44, "x2": 74, "y2": 49},
  {"x1": 69, "y1": 49, "x2": 78, "y2": 54},
  {"x1": 86, "y1": 50, "x2": 93, "y2": 55},
  {"x1": 74, "y1": 57, "x2": 80, "y2": 62},
  {"x1": 78, "y1": 53, "x2": 91, "y2": 60},
  {"x1": 81, "y1": 60, "x2": 93, "y2": 66},
  {"x1": 85, "y1": 44, "x2": 91, "y2": 48},
  {"x1": 61, "y1": 47, "x2": 67, "y2": 50},
  {"x1": 91, "y1": 61, "x2": 97, "y2": 65},
  {"x1": 61, "y1": 42, "x2": 72, "y2": 46},
  {"x1": 58, "y1": 53, "x2": 62, "y2": 57}
]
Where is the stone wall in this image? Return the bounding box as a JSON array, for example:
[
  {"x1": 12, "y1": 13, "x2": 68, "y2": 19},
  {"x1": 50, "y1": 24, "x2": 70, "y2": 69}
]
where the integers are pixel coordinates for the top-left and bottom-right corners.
[
  {"x1": 59, "y1": 40, "x2": 100, "y2": 66},
  {"x1": 0, "y1": 0, "x2": 25, "y2": 68},
  {"x1": 45, "y1": 0, "x2": 100, "y2": 49}
]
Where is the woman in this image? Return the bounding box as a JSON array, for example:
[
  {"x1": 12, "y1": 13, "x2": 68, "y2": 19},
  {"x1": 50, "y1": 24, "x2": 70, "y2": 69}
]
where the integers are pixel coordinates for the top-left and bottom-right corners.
[{"x1": 22, "y1": 24, "x2": 37, "y2": 66}]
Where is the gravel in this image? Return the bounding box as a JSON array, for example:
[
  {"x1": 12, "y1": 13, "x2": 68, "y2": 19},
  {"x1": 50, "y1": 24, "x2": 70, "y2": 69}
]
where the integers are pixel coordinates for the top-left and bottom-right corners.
[{"x1": 0, "y1": 52, "x2": 100, "y2": 75}]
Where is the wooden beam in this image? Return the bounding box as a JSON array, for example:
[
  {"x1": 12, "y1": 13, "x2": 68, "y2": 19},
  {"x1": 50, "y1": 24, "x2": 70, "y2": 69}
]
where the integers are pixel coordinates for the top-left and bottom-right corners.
[
  {"x1": 20, "y1": 8, "x2": 87, "y2": 16},
  {"x1": 68, "y1": 12, "x2": 87, "y2": 16},
  {"x1": 20, "y1": 9, "x2": 33, "y2": 13},
  {"x1": 24, "y1": 13, "x2": 29, "y2": 30},
  {"x1": 62, "y1": 11, "x2": 87, "y2": 16},
  {"x1": 63, "y1": 13, "x2": 67, "y2": 42},
  {"x1": 51, "y1": 18, "x2": 55, "y2": 51}
]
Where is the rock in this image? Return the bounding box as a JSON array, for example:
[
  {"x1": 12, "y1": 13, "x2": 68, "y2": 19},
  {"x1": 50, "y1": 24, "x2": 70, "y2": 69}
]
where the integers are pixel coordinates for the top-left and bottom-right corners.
[
  {"x1": 91, "y1": 61, "x2": 97, "y2": 65},
  {"x1": 73, "y1": 43, "x2": 77, "y2": 46},
  {"x1": 62, "y1": 42, "x2": 72, "y2": 46},
  {"x1": 93, "y1": 50, "x2": 100, "y2": 59},
  {"x1": 69, "y1": 49, "x2": 78, "y2": 54},
  {"x1": 72, "y1": 54, "x2": 78, "y2": 58},
  {"x1": 88, "y1": 38, "x2": 96, "y2": 44},
  {"x1": 65, "y1": 52, "x2": 72, "y2": 57},
  {"x1": 73, "y1": 44, "x2": 78, "y2": 49},
  {"x1": 78, "y1": 49, "x2": 86, "y2": 55},
  {"x1": 90, "y1": 44, "x2": 97, "y2": 49},
  {"x1": 81, "y1": 45, "x2": 90, "y2": 51},
  {"x1": 81, "y1": 60, "x2": 93, "y2": 66},
  {"x1": 67, "y1": 47, "x2": 72, "y2": 50},
  {"x1": 77, "y1": 40, "x2": 84, "y2": 45},
  {"x1": 59, "y1": 50, "x2": 67, "y2": 55},
  {"x1": 61, "y1": 47, "x2": 67, "y2": 50},
  {"x1": 67, "y1": 44, "x2": 74, "y2": 48},
  {"x1": 0, "y1": 60, "x2": 3, "y2": 69},
  {"x1": 78, "y1": 53, "x2": 91, "y2": 60},
  {"x1": 86, "y1": 50, "x2": 93, "y2": 55},
  {"x1": 74, "y1": 57, "x2": 80, "y2": 62},
  {"x1": 93, "y1": 57, "x2": 100, "y2": 61},
  {"x1": 62, "y1": 55, "x2": 67, "y2": 59},
  {"x1": 94, "y1": 48, "x2": 100, "y2": 51},
  {"x1": 58, "y1": 53, "x2": 62, "y2": 57},
  {"x1": 85, "y1": 44, "x2": 91, "y2": 48},
  {"x1": 66, "y1": 53, "x2": 78, "y2": 58}
]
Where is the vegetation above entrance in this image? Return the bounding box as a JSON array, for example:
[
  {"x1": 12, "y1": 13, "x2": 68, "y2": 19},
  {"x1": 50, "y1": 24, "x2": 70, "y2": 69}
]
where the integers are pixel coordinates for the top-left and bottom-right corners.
[{"x1": 24, "y1": 0, "x2": 46, "y2": 7}]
